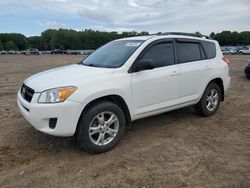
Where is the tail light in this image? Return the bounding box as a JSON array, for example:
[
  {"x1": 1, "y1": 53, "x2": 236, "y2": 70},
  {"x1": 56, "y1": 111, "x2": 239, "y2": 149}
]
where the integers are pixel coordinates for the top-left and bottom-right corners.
[{"x1": 222, "y1": 56, "x2": 230, "y2": 65}]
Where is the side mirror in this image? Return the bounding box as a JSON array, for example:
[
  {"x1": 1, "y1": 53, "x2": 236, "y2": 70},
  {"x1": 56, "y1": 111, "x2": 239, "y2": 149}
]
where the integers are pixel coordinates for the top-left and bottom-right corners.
[{"x1": 134, "y1": 59, "x2": 155, "y2": 72}]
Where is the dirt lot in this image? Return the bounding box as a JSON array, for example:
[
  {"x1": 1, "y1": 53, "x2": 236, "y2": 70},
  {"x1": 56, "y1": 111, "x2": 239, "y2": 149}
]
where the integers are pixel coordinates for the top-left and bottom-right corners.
[{"x1": 0, "y1": 54, "x2": 249, "y2": 187}]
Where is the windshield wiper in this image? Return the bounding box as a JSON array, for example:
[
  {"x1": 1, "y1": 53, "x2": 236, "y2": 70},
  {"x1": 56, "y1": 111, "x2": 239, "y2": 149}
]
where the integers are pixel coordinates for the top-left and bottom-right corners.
[
  {"x1": 80, "y1": 62, "x2": 115, "y2": 68},
  {"x1": 81, "y1": 63, "x2": 100, "y2": 67}
]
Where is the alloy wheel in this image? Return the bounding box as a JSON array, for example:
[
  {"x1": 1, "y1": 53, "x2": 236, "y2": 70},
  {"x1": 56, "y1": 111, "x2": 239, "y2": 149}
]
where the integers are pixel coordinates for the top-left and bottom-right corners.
[{"x1": 88, "y1": 111, "x2": 119, "y2": 146}]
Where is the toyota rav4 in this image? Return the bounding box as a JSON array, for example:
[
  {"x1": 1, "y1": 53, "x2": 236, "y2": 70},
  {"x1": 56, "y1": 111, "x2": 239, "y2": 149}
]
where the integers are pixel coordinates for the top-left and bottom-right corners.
[{"x1": 17, "y1": 33, "x2": 231, "y2": 153}]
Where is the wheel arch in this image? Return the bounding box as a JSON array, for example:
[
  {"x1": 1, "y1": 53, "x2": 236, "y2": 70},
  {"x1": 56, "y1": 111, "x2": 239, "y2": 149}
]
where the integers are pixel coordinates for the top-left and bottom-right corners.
[
  {"x1": 206, "y1": 77, "x2": 225, "y2": 101},
  {"x1": 75, "y1": 94, "x2": 132, "y2": 136}
]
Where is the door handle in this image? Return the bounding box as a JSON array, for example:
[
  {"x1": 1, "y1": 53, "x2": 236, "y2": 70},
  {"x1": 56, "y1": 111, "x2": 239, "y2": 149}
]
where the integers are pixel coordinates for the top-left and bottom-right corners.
[
  {"x1": 205, "y1": 65, "x2": 212, "y2": 70},
  {"x1": 171, "y1": 70, "x2": 180, "y2": 76}
]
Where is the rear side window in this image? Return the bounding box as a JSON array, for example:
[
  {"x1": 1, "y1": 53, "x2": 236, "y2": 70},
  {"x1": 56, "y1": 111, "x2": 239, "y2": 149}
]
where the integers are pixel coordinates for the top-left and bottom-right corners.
[
  {"x1": 201, "y1": 41, "x2": 216, "y2": 59},
  {"x1": 176, "y1": 43, "x2": 201, "y2": 63},
  {"x1": 140, "y1": 43, "x2": 175, "y2": 68}
]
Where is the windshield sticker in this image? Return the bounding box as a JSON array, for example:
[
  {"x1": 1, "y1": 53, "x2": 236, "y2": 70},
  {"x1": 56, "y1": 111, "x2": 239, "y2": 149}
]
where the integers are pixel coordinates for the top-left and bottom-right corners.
[{"x1": 125, "y1": 42, "x2": 141, "y2": 47}]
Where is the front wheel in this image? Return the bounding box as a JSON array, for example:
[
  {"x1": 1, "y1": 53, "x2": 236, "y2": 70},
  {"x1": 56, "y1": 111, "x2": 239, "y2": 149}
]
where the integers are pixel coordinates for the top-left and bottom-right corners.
[
  {"x1": 77, "y1": 101, "x2": 126, "y2": 153},
  {"x1": 196, "y1": 83, "x2": 222, "y2": 116}
]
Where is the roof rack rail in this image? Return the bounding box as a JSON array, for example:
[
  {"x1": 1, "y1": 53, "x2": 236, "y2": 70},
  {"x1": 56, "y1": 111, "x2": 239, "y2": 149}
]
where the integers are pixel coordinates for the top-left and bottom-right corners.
[{"x1": 156, "y1": 32, "x2": 211, "y2": 39}]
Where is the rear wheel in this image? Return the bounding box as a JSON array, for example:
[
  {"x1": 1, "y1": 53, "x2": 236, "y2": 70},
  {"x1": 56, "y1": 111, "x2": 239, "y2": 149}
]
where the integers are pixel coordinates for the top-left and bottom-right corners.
[
  {"x1": 196, "y1": 83, "x2": 222, "y2": 116},
  {"x1": 77, "y1": 101, "x2": 125, "y2": 153}
]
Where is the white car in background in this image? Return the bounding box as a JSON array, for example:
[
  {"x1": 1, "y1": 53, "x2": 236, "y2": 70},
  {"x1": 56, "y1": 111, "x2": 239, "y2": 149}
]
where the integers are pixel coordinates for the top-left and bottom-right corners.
[
  {"x1": 221, "y1": 48, "x2": 237, "y2": 55},
  {"x1": 239, "y1": 47, "x2": 250, "y2": 54},
  {"x1": 17, "y1": 32, "x2": 231, "y2": 153}
]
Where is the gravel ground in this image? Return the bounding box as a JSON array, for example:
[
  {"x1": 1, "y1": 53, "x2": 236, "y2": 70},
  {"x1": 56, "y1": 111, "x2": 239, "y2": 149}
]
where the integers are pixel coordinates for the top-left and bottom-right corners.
[{"x1": 0, "y1": 54, "x2": 250, "y2": 188}]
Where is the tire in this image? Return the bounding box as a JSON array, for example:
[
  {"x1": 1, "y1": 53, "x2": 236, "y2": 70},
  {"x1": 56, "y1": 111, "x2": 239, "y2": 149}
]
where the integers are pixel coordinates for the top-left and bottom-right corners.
[
  {"x1": 77, "y1": 101, "x2": 126, "y2": 154},
  {"x1": 246, "y1": 75, "x2": 250, "y2": 79},
  {"x1": 196, "y1": 82, "x2": 222, "y2": 117}
]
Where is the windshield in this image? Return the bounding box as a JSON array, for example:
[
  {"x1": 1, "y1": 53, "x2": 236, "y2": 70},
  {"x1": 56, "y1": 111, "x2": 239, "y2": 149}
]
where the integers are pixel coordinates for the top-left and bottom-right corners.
[{"x1": 81, "y1": 40, "x2": 144, "y2": 68}]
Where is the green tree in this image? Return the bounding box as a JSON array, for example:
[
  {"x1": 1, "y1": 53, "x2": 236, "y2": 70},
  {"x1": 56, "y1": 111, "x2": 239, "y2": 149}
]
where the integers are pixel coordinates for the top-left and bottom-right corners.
[
  {"x1": 27, "y1": 36, "x2": 43, "y2": 50},
  {"x1": 236, "y1": 31, "x2": 250, "y2": 45},
  {"x1": 210, "y1": 32, "x2": 216, "y2": 39},
  {"x1": 0, "y1": 33, "x2": 27, "y2": 50},
  {"x1": 0, "y1": 41, "x2": 4, "y2": 50},
  {"x1": 1, "y1": 29, "x2": 250, "y2": 50},
  {"x1": 5, "y1": 41, "x2": 18, "y2": 50},
  {"x1": 215, "y1": 31, "x2": 233, "y2": 45},
  {"x1": 231, "y1": 31, "x2": 238, "y2": 45},
  {"x1": 213, "y1": 31, "x2": 250, "y2": 46}
]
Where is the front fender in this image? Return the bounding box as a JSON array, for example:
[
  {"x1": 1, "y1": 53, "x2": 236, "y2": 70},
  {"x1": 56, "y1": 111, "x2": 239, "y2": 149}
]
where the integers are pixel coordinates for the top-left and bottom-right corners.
[{"x1": 68, "y1": 76, "x2": 134, "y2": 120}]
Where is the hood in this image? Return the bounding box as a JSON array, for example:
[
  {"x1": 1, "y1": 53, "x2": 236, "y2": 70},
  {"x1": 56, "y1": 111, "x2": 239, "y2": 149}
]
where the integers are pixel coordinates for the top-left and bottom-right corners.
[{"x1": 24, "y1": 64, "x2": 114, "y2": 92}]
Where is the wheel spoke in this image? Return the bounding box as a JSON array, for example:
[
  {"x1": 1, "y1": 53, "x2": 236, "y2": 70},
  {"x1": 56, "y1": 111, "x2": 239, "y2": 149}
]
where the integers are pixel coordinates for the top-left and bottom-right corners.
[
  {"x1": 96, "y1": 133, "x2": 105, "y2": 145},
  {"x1": 97, "y1": 112, "x2": 105, "y2": 124},
  {"x1": 207, "y1": 101, "x2": 212, "y2": 109},
  {"x1": 89, "y1": 126, "x2": 100, "y2": 135},
  {"x1": 106, "y1": 128, "x2": 118, "y2": 138},
  {"x1": 210, "y1": 89, "x2": 215, "y2": 97},
  {"x1": 106, "y1": 114, "x2": 117, "y2": 126},
  {"x1": 213, "y1": 93, "x2": 218, "y2": 100}
]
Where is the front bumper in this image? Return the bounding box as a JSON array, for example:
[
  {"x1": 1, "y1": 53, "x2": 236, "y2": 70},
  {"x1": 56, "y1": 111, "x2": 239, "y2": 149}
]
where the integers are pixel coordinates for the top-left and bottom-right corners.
[{"x1": 17, "y1": 89, "x2": 83, "y2": 137}]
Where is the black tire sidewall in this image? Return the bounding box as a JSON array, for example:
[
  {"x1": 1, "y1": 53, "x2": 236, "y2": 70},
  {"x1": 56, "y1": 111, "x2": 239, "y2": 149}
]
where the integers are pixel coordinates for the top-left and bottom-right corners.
[
  {"x1": 198, "y1": 83, "x2": 222, "y2": 116},
  {"x1": 77, "y1": 101, "x2": 126, "y2": 153}
]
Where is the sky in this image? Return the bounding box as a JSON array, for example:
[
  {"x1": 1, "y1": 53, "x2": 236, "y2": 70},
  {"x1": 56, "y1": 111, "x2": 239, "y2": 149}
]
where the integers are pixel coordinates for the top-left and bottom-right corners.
[{"x1": 0, "y1": 0, "x2": 249, "y2": 36}]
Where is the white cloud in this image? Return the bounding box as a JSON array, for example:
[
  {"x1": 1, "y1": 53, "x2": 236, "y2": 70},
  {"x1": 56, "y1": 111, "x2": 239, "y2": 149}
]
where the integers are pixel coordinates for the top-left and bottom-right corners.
[
  {"x1": 0, "y1": 0, "x2": 250, "y2": 34},
  {"x1": 35, "y1": 20, "x2": 67, "y2": 29}
]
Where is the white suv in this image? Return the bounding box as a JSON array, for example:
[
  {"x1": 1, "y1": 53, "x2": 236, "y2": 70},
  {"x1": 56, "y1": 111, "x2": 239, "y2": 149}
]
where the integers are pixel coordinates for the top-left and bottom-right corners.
[{"x1": 17, "y1": 33, "x2": 231, "y2": 153}]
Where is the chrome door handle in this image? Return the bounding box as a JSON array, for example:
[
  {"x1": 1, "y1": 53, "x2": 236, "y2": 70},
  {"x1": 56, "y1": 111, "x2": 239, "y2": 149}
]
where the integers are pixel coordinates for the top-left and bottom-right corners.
[
  {"x1": 205, "y1": 65, "x2": 212, "y2": 70},
  {"x1": 171, "y1": 70, "x2": 180, "y2": 76}
]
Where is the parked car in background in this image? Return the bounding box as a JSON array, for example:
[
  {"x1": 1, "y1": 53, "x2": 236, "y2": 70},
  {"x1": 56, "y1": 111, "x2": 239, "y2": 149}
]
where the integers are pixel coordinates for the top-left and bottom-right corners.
[
  {"x1": 245, "y1": 59, "x2": 250, "y2": 79},
  {"x1": 64, "y1": 50, "x2": 81, "y2": 55},
  {"x1": 65, "y1": 50, "x2": 71, "y2": 55},
  {"x1": 17, "y1": 32, "x2": 230, "y2": 153},
  {"x1": 239, "y1": 47, "x2": 250, "y2": 54},
  {"x1": 70, "y1": 50, "x2": 81, "y2": 55},
  {"x1": 24, "y1": 49, "x2": 39, "y2": 55},
  {"x1": 50, "y1": 49, "x2": 64, "y2": 54},
  {"x1": 41, "y1": 50, "x2": 50, "y2": 54},
  {"x1": 235, "y1": 47, "x2": 243, "y2": 53},
  {"x1": 227, "y1": 47, "x2": 238, "y2": 54},
  {"x1": 83, "y1": 50, "x2": 95, "y2": 55},
  {"x1": 221, "y1": 48, "x2": 237, "y2": 55},
  {"x1": 7, "y1": 50, "x2": 16, "y2": 54},
  {"x1": 0, "y1": 50, "x2": 7, "y2": 54}
]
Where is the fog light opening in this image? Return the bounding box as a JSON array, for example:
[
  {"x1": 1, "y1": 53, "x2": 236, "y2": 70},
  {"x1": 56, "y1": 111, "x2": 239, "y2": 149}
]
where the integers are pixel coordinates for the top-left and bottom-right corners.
[{"x1": 49, "y1": 118, "x2": 57, "y2": 129}]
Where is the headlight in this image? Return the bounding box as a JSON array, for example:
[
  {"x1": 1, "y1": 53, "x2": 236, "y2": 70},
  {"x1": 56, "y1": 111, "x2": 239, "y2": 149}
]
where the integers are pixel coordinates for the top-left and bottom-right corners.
[{"x1": 38, "y1": 86, "x2": 77, "y2": 103}]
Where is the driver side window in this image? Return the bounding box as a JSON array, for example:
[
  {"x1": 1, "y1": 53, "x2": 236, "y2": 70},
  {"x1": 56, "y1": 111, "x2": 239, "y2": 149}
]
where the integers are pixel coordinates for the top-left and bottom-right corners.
[{"x1": 140, "y1": 42, "x2": 175, "y2": 68}]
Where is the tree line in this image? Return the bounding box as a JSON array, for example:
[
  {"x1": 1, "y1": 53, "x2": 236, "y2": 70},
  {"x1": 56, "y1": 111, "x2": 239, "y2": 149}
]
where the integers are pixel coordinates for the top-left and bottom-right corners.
[
  {"x1": 0, "y1": 29, "x2": 149, "y2": 51},
  {"x1": 0, "y1": 29, "x2": 249, "y2": 51},
  {"x1": 210, "y1": 31, "x2": 250, "y2": 46}
]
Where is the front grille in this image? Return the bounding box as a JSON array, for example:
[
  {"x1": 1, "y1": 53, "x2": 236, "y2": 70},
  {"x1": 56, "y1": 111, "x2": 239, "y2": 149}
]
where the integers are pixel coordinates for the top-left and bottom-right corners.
[{"x1": 21, "y1": 84, "x2": 34, "y2": 103}]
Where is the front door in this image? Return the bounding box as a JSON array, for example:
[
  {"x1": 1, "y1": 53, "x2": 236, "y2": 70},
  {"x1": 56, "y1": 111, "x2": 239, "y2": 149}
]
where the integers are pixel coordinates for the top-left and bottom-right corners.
[{"x1": 131, "y1": 42, "x2": 180, "y2": 116}]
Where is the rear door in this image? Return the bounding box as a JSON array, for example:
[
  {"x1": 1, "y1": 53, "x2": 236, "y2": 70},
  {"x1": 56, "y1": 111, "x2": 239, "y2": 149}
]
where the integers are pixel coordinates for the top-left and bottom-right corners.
[{"x1": 176, "y1": 39, "x2": 213, "y2": 102}]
